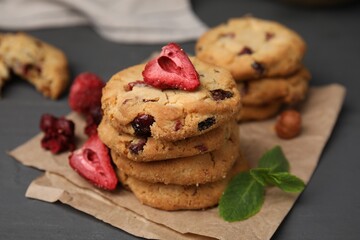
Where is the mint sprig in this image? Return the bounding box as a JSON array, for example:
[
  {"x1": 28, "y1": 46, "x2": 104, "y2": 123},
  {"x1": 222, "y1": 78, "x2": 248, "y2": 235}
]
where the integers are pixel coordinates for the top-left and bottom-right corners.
[
  {"x1": 219, "y1": 172, "x2": 264, "y2": 221},
  {"x1": 219, "y1": 146, "x2": 305, "y2": 222}
]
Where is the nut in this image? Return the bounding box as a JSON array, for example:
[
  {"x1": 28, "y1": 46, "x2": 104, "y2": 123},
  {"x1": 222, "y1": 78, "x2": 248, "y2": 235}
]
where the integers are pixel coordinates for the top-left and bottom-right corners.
[{"x1": 275, "y1": 110, "x2": 302, "y2": 139}]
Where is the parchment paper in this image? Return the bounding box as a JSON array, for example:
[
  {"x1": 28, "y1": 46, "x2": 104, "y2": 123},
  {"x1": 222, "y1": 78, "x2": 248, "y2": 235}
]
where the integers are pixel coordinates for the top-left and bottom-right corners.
[{"x1": 9, "y1": 84, "x2": 346, "y2": 240}]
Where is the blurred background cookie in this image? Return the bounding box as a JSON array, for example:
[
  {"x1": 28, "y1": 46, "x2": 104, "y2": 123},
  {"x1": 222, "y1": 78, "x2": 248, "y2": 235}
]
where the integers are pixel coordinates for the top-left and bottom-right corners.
[{"x1": 0, "y1": 32, "x2": 69, "y2": 99}]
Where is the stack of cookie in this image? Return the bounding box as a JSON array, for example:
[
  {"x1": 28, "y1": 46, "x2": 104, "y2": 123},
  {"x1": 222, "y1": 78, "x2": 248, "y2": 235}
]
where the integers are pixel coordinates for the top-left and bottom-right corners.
[
  {"x1": 99, "y1": 57, "x2": 248, "y2": 210},
  {"x1": 196, "y1": 16, "x2": 311, "y2": 121}
]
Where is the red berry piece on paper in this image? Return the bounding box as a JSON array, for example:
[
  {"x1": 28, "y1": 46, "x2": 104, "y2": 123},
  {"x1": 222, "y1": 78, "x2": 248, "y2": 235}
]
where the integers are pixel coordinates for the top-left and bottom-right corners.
[
  {"x1": 142, "y1": 43, "x2": 200, "y2": 91},
  {"x1": 69, "y1": 134, "x2": 118, "y2": 190},
  {"x1": 68, "y1": 72, "x2": 105, "y2": 115},
  {"x1": 39, "y1": 114, "x2": 76, "y2": 154}
]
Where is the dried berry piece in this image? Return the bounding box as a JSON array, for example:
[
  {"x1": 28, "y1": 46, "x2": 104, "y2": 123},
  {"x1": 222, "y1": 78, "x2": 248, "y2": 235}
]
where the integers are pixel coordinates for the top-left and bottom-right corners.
[
  {"x1": 23, "y1": 64, "x2": 42, "y2": 76},
  {"x1": 198, "y1": 117, "x2": 216, "y2": 131},
  {"x1": 265, "y1": 32, "x2": 275, "y2": 41},
  {"x1": 68, "y1": 72, "x2": 105, "y2": 115},
  {"x1": 69, "y1": 134, "x2": 118, "y2": 190},
  {"x1": 142, "y1": 43, "x2": 200, "y2": 91},
  {"x1": 219, "y1": 32, "x2": 236, "y2": 39},
  {"x1": 210, "y1": 89, "x2": 234, "y2": 101},
  {"x1": 128, "y1": 138, "x2": 147, "y2": 154},
  {"x1": 174, "y1": 120, "x2": 183, "y2": 131},
  {"x1": 275, "y1": 110, "x2": 302, "y2": 139},
  {"x1": 124, "y1": 80, "x2": 148, "y2": 91},
  {"x1": 84, "y1": 105, "x2": 103, "y2": 137},
  {"x1": 131, "y1": 114, "x2": 155, "y2": 137},
  {"x1": 238, "y1": 47, "x2": 253, "y2": 56},
  {"x1": 40, "y1": 114, "x2": 75, "y2": 154},
  {"x1": 251, "y1": 61, "x2": 265, "y2": 76},
  {"x1": 194, "y1": 144, "x2": 208, "y2": 152}
]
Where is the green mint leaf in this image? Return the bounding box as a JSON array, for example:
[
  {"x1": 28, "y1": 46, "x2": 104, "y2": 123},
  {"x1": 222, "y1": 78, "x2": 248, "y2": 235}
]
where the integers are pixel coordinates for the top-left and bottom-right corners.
[
  {"x1": 258, "y1": 146, "x2": 289, "y2": 173},
  {"x1": 219, "y1": 172, "x2": 264, "y2": 222},
  {"x1": 249, "y1": 168, "x2": 271, "y2": 186},
  {"x1": 267, "y1": 172, "x2": 305, "y2": 193}
]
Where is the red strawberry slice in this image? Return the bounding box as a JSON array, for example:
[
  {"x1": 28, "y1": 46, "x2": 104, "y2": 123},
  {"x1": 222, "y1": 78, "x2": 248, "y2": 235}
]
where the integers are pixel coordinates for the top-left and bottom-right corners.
[
  {"x1": 69, "y1": 134, "x2": 118, "y2": 190},
  {"x1": 142, "y1": 43, "x2": 200, "y2": 91}
]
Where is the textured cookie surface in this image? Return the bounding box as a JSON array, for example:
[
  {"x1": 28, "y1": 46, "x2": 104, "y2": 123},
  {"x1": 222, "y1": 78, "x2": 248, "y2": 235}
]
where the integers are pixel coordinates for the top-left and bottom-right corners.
[
  {"x1": 196, "y1": 17, "x2": 306, "y2": 81},
  {"x1": 112, "y1": 123, "x2": 239, "y2": 185},
  {"x1": 98, "y1": 118, "x2": 234, "y2": 162},
  {"x1": 102, "y1": 57, "x2": 241, "y2": 141},
  {"x1": 238, "y1": 67, "x2": 311, "y2": 106},
  {"x1": 117, "y1": 153, "x2": 249, "y2": 210},
  {"x1": 0, "y1": 32, "x2": 69, "y2": 99},
  {"x1": 0, "y1": 57, "x2": 9, "y2": 92},
  {"x1": 237, "y1": 102, "x2": 282, "y2": 122}
]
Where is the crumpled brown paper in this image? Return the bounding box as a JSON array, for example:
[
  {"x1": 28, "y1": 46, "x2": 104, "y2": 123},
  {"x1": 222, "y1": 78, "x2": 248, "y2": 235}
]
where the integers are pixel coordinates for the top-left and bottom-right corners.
[{"x1": 9, "y1": 84, "x2": 345, "y2": 240}]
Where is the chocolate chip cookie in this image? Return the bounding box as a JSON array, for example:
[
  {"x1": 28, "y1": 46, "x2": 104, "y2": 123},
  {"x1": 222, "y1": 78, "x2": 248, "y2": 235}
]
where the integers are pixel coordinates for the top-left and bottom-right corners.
[
  {"x1": 117, "y1": 153, "x2": 249, "y2": 210},
  {"x1": 102, "y1": 57, "x2": 241, "y2": 141},
  {"x1": 0, "y1": 57, "x2": 9, "y2": 93},
  {"x1": 111, "y1": 124, "x2": 239, "y2": 185},
  {"x1": 238, "y1": 67, "x2": 311, "y2": 106},
  {"x1": 98, "y1": 117, "x2": 234, "y2": 162},
  {"x1": 0, "y1": 32, "x2": 69, "y2": 99},
  {"x1": 237, "y1": 102, "x2": 282, "y2": 121},
  {"x1": 195, "y1": 17, "x2": 306, "y2": 81}
]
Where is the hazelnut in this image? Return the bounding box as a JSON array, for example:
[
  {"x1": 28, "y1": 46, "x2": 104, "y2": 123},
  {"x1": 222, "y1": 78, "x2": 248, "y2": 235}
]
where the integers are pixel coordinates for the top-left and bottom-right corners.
[{"x1": 275, "y1": 110, "x2": 302, "y2": 139}]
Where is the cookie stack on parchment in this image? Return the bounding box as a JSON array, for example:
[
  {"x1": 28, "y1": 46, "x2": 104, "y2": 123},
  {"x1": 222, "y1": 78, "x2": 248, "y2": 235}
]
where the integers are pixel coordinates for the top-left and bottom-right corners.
[
  {"x1": 99, "y1": 53, "x2": 248, "y2": 210},
  {"x1": 196, "y1": 16, "x2": 311, "y2": 121}
]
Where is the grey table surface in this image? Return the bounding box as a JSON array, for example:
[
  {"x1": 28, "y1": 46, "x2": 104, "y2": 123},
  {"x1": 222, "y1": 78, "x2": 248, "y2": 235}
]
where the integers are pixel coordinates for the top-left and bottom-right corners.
[{"x1": 1, "y1": 0, "x2": 360, "y2": 239}]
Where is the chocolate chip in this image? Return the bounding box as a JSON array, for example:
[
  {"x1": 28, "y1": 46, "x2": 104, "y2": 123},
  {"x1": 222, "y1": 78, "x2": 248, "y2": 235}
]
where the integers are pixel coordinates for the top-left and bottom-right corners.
[
  {"x1": 129, "y1": 138, "x2": 147, "y2": 154},
  {"x1": 251, "y1": 61, "x2": 265, "y2": 76},
  {"x1": 198, "y1": 117, "x2": 216, "y2": 131},
  {"x1": 131, "y1": 114, "x2": 155, "y2": 137},
  {"x1": 238, "y1": 47, "x2": 253, "y2": 55},
  {"x1": 142, "y1": 98, "x2": 159, "y2": 103},
  {"x1": 210, "y1": 89, "x2": 233, "y2": 101}
]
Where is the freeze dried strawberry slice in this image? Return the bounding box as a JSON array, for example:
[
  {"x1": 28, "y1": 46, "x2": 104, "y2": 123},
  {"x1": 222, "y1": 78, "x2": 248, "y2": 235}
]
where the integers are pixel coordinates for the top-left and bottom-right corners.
[
  {"x1": 142, "y1": 43, "x2": 200, "y2": 91},
  {"x1": 69, "y1": 134, "x2": 118, "y2": 190}
]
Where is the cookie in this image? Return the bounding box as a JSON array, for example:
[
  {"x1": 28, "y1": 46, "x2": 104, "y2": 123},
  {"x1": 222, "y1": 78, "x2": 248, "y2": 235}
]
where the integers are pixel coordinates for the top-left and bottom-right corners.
[
  {"x1": 102, "y1": 57, "x2": 241, "y2": 141},
  {"x1": 0, "y1": 32, "x2": 69, "y2": 99},
  {"x1": 0, "y1": 57, "x2": 9, "y2": 93},
  {"x1": 98, "y1": 117, "x2": 234, "y2": 162},
  {"x1": 195, "y1": 16, "x2": 306, "y2": 81},
  {"x1": 237, "y1": 102, "x2": 282, "y2": 122},
  {"x1": 238, "y1": 67, "x2": 311, "y2": 106},
  {"x1": 117, "y1": 153, "x2": 249, "y2": 210},
  {"x1": 111, "y1": 124, "x2": 239, "y2": 185}
]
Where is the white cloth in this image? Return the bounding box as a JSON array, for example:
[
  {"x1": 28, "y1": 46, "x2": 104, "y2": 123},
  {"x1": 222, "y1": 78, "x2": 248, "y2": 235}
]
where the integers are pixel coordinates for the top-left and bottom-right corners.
[{"x1": 0, "y1": 0, "x2": 208, "y2": 44}]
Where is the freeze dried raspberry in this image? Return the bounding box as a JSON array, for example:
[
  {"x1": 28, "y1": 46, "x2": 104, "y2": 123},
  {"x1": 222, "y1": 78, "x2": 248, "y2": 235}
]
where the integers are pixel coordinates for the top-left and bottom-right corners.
[
  {"x1": 142, "y1": 43, "x2": 200, "y2": 91},
  {"x1": 40, "y1": 114, "x2": 75, "y2": 154},
  {"x1": 68, "y1": 72, "x2": 105, "y2": 115},
  {"x1": 69, "y1": 134, "x2": 118, "y2": 190}
]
